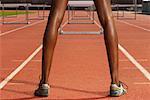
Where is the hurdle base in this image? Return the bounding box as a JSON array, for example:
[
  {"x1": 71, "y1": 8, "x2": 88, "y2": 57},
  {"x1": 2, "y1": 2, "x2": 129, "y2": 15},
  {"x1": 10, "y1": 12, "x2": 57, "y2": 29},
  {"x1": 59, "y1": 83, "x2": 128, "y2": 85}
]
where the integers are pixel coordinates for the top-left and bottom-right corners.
[
  {"x1": 27, "y1": 17, "x2": 44, "y2": 20},
  {"x1": 60, "y1": 31, "x2": 103, "y2": 35},
  {"x1": 2, "y1": 22, "x2": 30, "y2": 24},
  {"x1": 68, "y1": 22, "x2": 95, "y2": 24}
]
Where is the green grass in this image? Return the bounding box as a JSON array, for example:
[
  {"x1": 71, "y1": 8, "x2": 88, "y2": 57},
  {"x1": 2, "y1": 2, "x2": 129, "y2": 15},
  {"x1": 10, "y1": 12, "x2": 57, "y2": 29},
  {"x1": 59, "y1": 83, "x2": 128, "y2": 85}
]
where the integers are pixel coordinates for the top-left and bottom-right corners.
[{"x1": 0, "y1": 11, "x2": 34, "y2": 17}]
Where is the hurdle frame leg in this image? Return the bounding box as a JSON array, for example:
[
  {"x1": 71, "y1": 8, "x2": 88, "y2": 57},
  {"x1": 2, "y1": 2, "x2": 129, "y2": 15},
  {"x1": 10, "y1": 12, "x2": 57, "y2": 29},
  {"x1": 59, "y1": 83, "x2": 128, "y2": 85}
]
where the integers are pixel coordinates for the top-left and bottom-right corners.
[
  {"x1": 68, "y1": 5, "x2": 95, "y2": 24},
  {"x1": 2, "y1": 3, "x2": 30, "y2": 24},
  {"x1": 27, "y1": 4, "x2": 45, "y2": 20},
  {"x1": 116, "y1": 0, "x2": 137, "y2": 20}
]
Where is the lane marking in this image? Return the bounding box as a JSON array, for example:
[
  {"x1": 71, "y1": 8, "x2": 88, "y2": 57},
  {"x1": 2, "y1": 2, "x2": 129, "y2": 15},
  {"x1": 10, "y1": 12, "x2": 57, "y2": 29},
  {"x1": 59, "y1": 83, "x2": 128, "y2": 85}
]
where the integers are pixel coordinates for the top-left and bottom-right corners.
[
  {"x1": 119, "y1": 59, "x2": 148, "y2": 62},
  {"x1": 134, "y1": 82, "x2": 150, "y2": 85},
  {"x1": 0, "y1": 68, "x2": 36, "y2": 71},
  {"x1": 12, "y1": 60, "x2": 41, "y2": 62},
  {"x1": 94, "y1": 20, "x2": 150, "y2": 80},
  {"x1": 0, "y1": 21, "x2": 68, "y2": 89},
  {"x1": 118, "y1": 20, "x2": 150, "y2": 32},
  {"x1": 0, "y1": 45, "x2": 42, "y2": 89},
  {"x1": 118, "y1": 44, "x2": 150, "y2": 80},
  {"x1": 95, "y1": 18, "x2": 150, "y2": 33},
  {"x1": 13, "y1": 59, "x2": 148, "y2": 62},
  {"x1": 0, "y1": 20, "x2": 46, "y2": 37},
  {"x1": 122, "y1": 67, "x2": 149, "y2": 70}
]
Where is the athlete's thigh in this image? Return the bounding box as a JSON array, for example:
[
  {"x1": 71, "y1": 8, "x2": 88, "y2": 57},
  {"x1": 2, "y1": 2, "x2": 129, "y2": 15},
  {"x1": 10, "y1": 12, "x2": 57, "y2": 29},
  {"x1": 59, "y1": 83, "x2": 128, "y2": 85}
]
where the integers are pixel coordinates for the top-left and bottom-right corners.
[
  {"x1": 52, "y1": 0, "x2": 68, "y2": 10},
  {"x1": 93, "y1": 0, "x2": 113, "y2": 25}
]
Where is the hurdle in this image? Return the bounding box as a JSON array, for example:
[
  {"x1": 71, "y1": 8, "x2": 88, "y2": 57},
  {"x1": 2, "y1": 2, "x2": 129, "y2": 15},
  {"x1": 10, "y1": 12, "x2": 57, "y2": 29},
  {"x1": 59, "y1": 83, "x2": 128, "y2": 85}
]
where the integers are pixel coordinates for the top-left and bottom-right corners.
[
  {"x1": 113, "y1": 0, "x2": 139, "y2": 20},
  {"x1": 1, "y1": 3, "x2": 18, "y2": 18},
  {"x1": 67, "y1": 1, "x2": 95, "y2": 24},
  {"x1": 60, "y1": 1, "x2": 103, "y2": 35},
  {"x1": 142, "y1": 0, "x2": 150, "y2": 14},
  {"x1": 27, "y1": 0, "x2": 46, "y2": 20},
  {"x1": 1, "y1": 0, "x2": 31, "y2": 24}
]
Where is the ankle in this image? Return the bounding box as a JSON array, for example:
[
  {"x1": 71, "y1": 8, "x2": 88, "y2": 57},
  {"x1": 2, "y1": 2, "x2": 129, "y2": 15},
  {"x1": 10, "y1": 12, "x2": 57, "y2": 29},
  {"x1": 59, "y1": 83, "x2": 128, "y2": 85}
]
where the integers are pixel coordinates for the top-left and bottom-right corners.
[
  {"x1": 40, "y1": 79, "x2": 48, "y2": 85},
  {"x1": 111, "y1": 81, "x2": 120, "y2": 86}
]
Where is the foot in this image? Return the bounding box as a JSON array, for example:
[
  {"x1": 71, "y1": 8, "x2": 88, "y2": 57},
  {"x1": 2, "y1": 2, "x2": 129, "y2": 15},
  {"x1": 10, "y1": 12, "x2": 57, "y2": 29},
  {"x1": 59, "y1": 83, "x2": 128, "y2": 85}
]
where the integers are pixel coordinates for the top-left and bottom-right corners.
[
  {"x1": 110, "y1": 82, "x2": 127, "y2": 97},
  {"x1": 34, "y1": 84, "x2": 50, "y2": 97}
]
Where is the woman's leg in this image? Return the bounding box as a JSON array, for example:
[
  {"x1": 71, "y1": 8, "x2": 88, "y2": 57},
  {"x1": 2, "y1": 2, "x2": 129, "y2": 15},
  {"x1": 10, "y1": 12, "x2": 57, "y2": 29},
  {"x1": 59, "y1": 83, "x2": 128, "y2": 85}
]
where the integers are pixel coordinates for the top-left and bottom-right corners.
[
  {"x1": 94, "y1": 0, "x2": 127, "y2": 96},
  {"x1": 35, "y1": 0, "x2": 68, "y2": 97},
  {"x1": 94, "y1": 0, "x2": 119, "y2": 86},
  {"x1": 40, "y1": 0, "x2": 68, "y2": 84}
]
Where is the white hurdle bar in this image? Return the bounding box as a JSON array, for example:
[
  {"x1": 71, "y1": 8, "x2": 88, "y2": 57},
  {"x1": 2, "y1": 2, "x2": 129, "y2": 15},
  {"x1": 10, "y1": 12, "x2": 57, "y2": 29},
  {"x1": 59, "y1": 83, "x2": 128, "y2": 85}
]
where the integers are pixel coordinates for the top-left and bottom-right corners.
[{"x1": 67, "y1": 1, "x2": 95, "y2": 24}]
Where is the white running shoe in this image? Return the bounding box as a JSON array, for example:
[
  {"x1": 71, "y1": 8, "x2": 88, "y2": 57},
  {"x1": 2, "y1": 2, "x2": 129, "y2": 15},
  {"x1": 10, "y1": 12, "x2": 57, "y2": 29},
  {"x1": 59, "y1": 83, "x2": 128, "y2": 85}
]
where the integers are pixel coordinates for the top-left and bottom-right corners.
[
  {"x1": 110, "y1": 82, "x2": 127, "y2": 97},
  {"x1": 34, "y1": 84, "x2": 50, "y2": 97}
]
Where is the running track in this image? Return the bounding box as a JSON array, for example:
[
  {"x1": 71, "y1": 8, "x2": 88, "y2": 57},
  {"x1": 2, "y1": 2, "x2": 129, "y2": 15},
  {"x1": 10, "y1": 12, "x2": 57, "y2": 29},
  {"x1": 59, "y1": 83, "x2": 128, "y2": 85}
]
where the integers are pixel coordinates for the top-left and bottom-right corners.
[{"x1": 0, "y1": 11, "x2": 150, "y2": 99}]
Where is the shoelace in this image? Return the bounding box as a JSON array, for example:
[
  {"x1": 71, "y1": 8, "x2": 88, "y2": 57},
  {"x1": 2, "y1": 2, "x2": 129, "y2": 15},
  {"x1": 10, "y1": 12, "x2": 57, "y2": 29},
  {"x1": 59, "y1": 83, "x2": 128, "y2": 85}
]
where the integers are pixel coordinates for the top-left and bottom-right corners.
[{"x1": 120, "y1": 81, "x2": 128, "y2": 90}]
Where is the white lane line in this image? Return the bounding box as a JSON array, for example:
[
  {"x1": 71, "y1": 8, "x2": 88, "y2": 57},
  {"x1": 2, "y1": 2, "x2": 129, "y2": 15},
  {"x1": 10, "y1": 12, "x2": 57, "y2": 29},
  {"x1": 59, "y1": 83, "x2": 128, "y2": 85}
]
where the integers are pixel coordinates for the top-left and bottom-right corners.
[
  {"x1": 122, "y1": 67, "x2": 149, "y2": 70},
  {"x1": 0, "y1": 21, "x2": 68, "y2": 89},
  {"x1": 12, "y1": 59, "x2": 41, "y2": 62},
  {"x1": 94, "y1": 20, "x2": 150, "y2": 80},
  {"x1": 118, "y1": 20, "x2": 150, "y2": 32},
  {"x1": 0, "y1": 45, "x2": 42, "y2": 89},
  {"x1": 0, "y1": 20, "x2": 46, "y2": 37},
  {"x1": 119, "y1": 59, "x2": 148, "y2": 62},
  {"x1": 134, "y1": 82, "x2": 150, "y2": 85},
  {"x1": 0, "y1": 68, "x2": 36, "y2": 71},
  {"x1": 118, "y1": 44, "x2": 150, "y2": 80}
]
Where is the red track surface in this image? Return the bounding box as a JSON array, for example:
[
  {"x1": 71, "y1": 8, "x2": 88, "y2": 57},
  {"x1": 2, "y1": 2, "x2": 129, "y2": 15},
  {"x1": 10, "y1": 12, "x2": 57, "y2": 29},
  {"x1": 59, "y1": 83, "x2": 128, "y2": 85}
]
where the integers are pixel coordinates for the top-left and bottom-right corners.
[{"x1": 0, "y1": 11, "x2": 150, "y2": 100}]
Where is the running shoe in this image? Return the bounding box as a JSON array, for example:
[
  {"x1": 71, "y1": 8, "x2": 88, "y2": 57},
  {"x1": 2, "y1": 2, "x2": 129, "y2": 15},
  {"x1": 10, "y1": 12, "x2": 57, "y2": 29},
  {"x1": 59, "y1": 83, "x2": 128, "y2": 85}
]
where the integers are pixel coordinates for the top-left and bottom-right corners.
[
  {"x1": 110, "y1": 82, "x2": 127, "y2": 97},
  {"x1": 34, "y1": 84, "x2": 50, "y2": 97}
]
